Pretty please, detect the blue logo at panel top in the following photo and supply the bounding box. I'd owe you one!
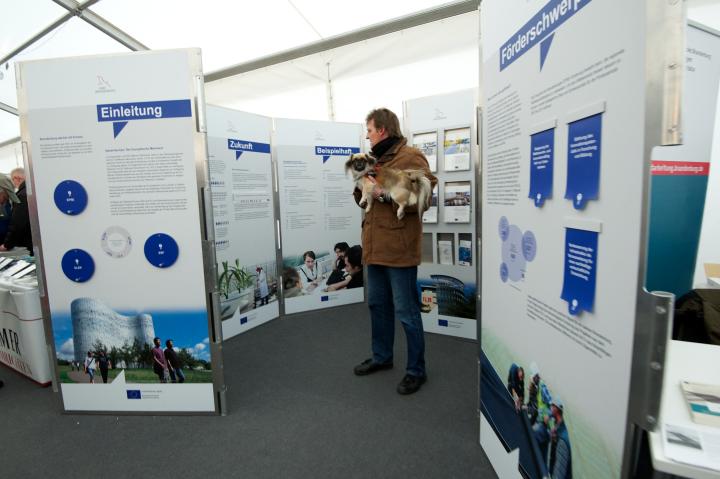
[53,180,88,215]
[61,249,95,283]
[144,233,179,268]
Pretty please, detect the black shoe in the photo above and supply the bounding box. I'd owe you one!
[397,374,427,395]
[0,379,4,389]
[354,358,393,376]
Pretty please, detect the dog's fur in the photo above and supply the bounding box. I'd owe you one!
[345,153,432,220]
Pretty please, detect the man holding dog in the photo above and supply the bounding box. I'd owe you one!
[353,108,437,395]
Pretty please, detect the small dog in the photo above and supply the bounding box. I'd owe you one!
[345,153,432,220]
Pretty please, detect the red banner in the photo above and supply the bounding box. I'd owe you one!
[651,161,710,176]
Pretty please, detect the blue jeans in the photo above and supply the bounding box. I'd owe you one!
[168,367,185,383]
[367,264,426,377]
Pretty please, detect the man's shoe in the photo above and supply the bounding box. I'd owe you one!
[397,374,427,395]
[354,358,393,376]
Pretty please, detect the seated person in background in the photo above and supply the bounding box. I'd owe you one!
[283,267,305,298]
[0,175,13,240]
[324,245,363,292]
[0,175,32,254]
[298,250,321,292]
[333,242,349,271]
[326,242,350,287]
[10,167,25,190]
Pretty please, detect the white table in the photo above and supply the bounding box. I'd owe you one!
[649,339,720,478]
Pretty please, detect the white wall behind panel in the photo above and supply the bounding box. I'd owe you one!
[0,141,23,173]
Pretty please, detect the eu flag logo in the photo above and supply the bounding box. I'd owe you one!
[321,296,329,302]
[126,390,141,399]
[438,320,449,327]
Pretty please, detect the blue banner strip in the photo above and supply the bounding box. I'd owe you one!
[97,99,192,122]
[499,0,592,71]
[228,139,271,154]
[316,145,361,163]
[565,113,602,210]
[561,227,598,315]
[529,128,555,207]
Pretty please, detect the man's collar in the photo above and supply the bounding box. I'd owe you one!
[374,137,407,163]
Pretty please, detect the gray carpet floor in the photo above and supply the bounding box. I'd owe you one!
[1,303,497,479]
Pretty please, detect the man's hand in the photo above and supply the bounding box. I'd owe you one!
[371,186,385,199]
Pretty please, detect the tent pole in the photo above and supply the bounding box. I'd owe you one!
[51,0,148,51]
[0,102,18,116]
[205,0,479,82]
[0,137,21,149]
[326,62,335,121]
[0,0,104,68]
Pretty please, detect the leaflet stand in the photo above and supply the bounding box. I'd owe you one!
[404,89,479,339]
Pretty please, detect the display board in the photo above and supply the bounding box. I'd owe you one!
[480,1,672,477]
[648,24,720,296]
[17,49,222,413]
[405,89,478,339]
[0,277,52,385]
[275,119,363,315]
[206,106,279,339]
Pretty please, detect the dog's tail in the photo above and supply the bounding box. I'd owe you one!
[405,170,432,221]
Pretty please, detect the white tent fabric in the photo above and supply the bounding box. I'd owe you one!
[0,0,474,149]
[205,12,478,124]
[1,0,719,172]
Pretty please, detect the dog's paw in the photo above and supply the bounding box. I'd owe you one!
[396,210,405,220]
[359,200,368,208]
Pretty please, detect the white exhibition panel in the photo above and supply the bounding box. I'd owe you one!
[649,25,720,290]
[481,1,650,478]
[696,93,720,283]
[691,26,720,285]
[18,49,218,413]
[0,279,52,385]
[206,106,280,340]
[275,118,364,315]
[404,89,478,340]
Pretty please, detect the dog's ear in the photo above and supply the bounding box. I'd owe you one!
[345,155,355,170]
[367,152,377,161]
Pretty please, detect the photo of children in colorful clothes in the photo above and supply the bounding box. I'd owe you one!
[507,362,572,479]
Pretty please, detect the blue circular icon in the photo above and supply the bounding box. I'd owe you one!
[500,263,509,283]
[53,180,88,215]
[522,231,537,262]
[499,216,510,241]
[61,249,95,283]
[144,233,179,268]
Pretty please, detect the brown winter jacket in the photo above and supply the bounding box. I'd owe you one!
[354,138,437,267]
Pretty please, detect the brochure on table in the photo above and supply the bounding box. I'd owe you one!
[405,89,477,340]
[206,106,279,340]
[648,24,720,297]
[17,49,221,413]
[480,1,671,477]
[275,118,364,315]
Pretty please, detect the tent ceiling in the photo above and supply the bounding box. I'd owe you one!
[0,0,469,144]
[1,0,719,147]
[90,0,457,73]
[206,12,478,104]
